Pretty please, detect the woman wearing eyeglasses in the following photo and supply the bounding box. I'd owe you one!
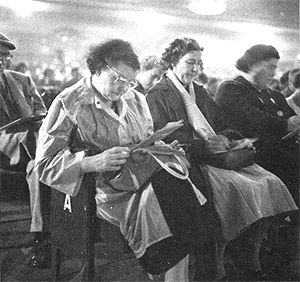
[34,39,220,281]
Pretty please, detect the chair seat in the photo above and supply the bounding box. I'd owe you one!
[0,168,29,202]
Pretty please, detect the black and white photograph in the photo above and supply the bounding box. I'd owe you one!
[0,0,299,281]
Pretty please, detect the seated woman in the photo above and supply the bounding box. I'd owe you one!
[34,39,221,282]
[146,38,298,280]
[287,70,300,114]
[215,45,300,210]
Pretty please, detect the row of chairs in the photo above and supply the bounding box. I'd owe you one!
[0,120,296,281]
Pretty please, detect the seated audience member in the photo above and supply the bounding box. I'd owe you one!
[206,76,220,99]
[34,39,220,282]
[286,70,300,114]
[279,70,291,96]
[146,38,297,280]
[14,61,29,74]
[215,44,300,208]
[285,68,300,98]
[268,77,280,91]
[134,55,165,94]
[61,66,82,90]
[37,67,62,109]
[196,72,208,86]
[0,32,50,267]
[280,68,300,98]
[38,67,61,89]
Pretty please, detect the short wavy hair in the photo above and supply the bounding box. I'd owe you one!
[86,39,140,74]
[292,71,300,89]
[161,38,203,68]
[140,55,166,72]
[236,44,280,73]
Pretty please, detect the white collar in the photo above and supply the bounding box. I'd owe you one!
[166,69,216,139]
[166,70,196,101]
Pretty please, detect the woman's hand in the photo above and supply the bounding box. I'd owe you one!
[205,135,230,154]
[80,146,130,173]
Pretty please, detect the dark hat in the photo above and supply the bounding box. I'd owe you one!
[236,44,280,73]
[0,32,16,50]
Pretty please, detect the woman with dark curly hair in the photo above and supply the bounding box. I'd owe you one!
[147,38,297,280]
[33,38,222,281]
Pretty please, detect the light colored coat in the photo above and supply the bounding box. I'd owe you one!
[35,76,173,258]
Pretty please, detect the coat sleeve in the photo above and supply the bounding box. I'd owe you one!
[35,97,85,196]
[215,82,289,138]
[27,75,47,115]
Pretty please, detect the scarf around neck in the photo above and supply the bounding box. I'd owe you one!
[166,70,216,140]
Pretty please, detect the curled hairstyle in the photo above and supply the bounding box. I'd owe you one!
[292,71,300,89]
[86,39,140,74]
[236,44,280,73]
[140,55,166,72]
[161,38,204,68]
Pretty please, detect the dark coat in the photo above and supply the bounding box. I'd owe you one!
[215,76,299,203]
[147,74,227,279]
[0,70,46,126]
[147,74,235,166]
[0,70,47,168]
[215,76,295,140]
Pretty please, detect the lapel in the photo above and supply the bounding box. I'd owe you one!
[5,71,23,95]
[4,71,33,117]
[159,76,199,135]
[162,76,190,126]
[0,93,10,120]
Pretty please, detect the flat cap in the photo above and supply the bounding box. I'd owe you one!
[0,32,16,50]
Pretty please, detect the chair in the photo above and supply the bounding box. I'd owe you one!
[0,168,28,201]
[0,118,43,220]
[50,173,97,281]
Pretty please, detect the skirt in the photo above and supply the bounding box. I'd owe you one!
[201,163,298,241]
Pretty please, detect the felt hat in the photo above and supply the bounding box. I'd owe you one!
[0,32,16,50]
[236,44,280,73]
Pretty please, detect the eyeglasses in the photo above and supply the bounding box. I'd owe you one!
[186,59,203,69]
[0,53,13,62]
[105,63,137,88]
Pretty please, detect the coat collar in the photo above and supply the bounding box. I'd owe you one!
[1,70,34,117]
[155,74,192,128]
[234,75,262,94]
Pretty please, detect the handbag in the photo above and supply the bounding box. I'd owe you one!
[204,147,255,170]
[103,145,190,191]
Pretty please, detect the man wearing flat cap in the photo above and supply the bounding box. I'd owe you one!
[0,32,50,267]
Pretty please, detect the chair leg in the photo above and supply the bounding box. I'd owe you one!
[86,238,95,281]
[81,249,95,281]
[51,245,61,281]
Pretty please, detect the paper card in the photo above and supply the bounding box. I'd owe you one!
[131,120,184,151]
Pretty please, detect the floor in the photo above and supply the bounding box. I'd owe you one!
[0,195,299,282]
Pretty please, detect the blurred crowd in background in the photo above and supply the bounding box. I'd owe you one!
[9,58,299,111]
